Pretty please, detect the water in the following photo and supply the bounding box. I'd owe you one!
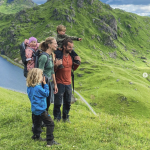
[0,56,27,93]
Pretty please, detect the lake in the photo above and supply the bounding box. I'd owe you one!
[0,56,27,93]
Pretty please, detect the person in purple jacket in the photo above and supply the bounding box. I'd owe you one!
[26,68,59,147]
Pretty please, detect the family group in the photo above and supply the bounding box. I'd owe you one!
[23,25,82,147]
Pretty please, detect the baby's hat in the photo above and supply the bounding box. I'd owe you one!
[29,37,37,44]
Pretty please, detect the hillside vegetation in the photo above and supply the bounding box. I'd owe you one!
[1,0,150,122]
[1,87,150,149]
[0,0,37,14]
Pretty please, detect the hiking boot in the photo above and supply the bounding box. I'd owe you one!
[62,118,71,123]
[57,64,64,69]
[47,140,60,147]
[54,118,60,122]
[31,135,46,141]
[73,60,81,65]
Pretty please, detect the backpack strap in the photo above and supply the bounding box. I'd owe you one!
[70,53,74,94]
[28,47,36,53]
[28,47,35,52]
[40,52,53,69]
[22,42,26,50]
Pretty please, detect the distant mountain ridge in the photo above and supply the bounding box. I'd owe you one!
[0,0,37,14]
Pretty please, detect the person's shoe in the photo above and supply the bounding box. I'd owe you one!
[47,140,60,147]
[73,60,81,65]
[54,118,60,122]
[57,64,64,69]
[62,118,71,123]
[31,135,46,141]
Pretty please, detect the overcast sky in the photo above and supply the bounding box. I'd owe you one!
[100,0,150,16]
[32,0,150,16]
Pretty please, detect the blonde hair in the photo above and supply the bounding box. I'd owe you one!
[39,37,55,62]
[26,68,43,87]
[57,25,66,33]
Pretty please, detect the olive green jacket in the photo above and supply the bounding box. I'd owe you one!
[56,34,79,48]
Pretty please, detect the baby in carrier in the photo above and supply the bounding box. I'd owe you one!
[55,25,82,68]
[25,37,39,71]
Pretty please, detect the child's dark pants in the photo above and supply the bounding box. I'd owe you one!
[55,49,78,59]
[32,111,54,141]
[71,50,78,57]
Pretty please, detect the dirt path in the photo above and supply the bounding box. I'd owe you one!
[74,90,97,115]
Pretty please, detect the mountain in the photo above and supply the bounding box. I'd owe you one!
[1,0,150,119]
[0,0,37,14]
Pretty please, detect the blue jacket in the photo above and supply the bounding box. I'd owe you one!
[27,84,49,115]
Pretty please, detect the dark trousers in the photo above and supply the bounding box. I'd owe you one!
[71,50,78,57]
[32,111,54,141]
[53,84,72,120]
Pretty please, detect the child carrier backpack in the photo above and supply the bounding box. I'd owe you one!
[20,41,51,78]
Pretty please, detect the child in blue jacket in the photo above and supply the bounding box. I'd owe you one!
[26,68,59,147]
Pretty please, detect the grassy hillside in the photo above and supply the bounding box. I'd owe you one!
[0,0,37,14]
[1,87,150,149]
[1,0,150,120]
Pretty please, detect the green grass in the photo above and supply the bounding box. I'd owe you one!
[75,62,150,118]
[1,1,150,148]
[1,87,150,149]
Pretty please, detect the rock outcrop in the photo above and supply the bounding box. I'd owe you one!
[77,0,94,7]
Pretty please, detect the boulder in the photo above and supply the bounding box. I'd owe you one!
[91,35,95,39]
[87,0,94,5]
[143,60,147,63]
[95,18,117,40]
[109,51,117,59]
[104,36,117,48]
[108,17,117,32]
[97,36,100,42]
[77,0,84,8]
[66,15,72,23]
[141,56,147,59]
[85,71,92,74]
[127,24,131,28]
[46,24,50,28]
[14,58,19,62]
[77,73,83,77]
[18,60,23,65]
[80,68,85,71]
[99,15,117,32]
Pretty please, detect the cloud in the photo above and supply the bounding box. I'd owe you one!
[101,0,150,5]
[31,0,150,16]
[111,4,150,16]
[106,0,114,4]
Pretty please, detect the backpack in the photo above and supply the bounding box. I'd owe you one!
[20,42,51,78]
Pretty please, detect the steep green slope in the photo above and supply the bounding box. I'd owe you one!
[0,0,37,14]
[1,87,150,149]
[1,0,150,119]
